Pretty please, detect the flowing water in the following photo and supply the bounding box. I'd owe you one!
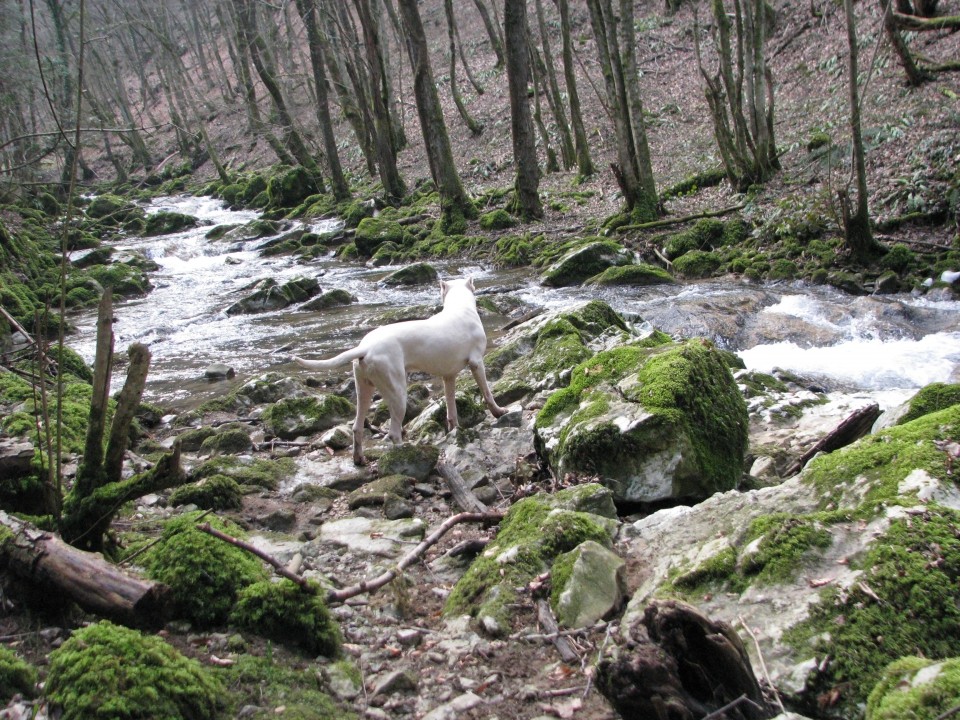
[71,196,960,414]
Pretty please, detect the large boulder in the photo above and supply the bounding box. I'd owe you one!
[540,240,633,287]
[355,217,406,256]
[225,276,320,315]
[262,394,355,440]
[535,338,748,504]
[618,403,960,719]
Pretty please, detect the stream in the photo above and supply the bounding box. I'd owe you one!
[72,196,960,416]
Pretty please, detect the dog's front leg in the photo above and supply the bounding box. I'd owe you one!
[442,376,459,431]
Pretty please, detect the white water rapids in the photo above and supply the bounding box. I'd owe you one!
[72,196,960,415]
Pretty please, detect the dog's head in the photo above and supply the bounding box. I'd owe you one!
[440,277,475,302]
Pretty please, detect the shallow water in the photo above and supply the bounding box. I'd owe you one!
[71,196,960,413]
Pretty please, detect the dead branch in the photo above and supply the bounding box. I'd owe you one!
[327,510,503,602]
[786,403,880,476]
[615,204,745,233]
[437,457,488,513]
[196,522,316,593]
[535,599,581,663]
[892,11,960,30]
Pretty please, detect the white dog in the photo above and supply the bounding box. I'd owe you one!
[294,277,507,465]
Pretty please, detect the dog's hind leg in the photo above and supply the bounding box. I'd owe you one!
[352,366,376,466]
[468,359,508,418]
[442,376,459,431]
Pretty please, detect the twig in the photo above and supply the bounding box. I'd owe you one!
[328,511,503,602]
[738,615,786,715]
[511,621,608,641]
[437,457,488,514]
[700,693,750,720]
[535,599,579,664]
[197,522,317,593]
[119,509,213,567]
[584,621,615,699]
[935,703,960,720]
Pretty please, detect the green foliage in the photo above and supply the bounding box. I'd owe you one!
[867,656,960,720]
[142,512,267,626]
[168,474,243,510]
[0,646,37,699]
[230,579,341,657]
[45,620,223,720]
[787,507,960,715]
[897,383,960,425]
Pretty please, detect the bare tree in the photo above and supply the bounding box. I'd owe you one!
[555,0,595,178]
[443,0,484,136]
[505,0,543,219]
[534,0,576,169]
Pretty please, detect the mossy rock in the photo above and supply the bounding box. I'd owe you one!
[672,250,722,278]
[144,211,199,236]
[0,646,37,699]
[169,474,243,511]
[142,512,268,626]
[225,276,320,315]
[346,474,413,509]
[479,209,517,231]
[85,195,145,225]
[866,656,960,720]
[262,395,355,440]
[191,456,296,490]
[354,217,406,256]
[178,426,217,452]
[71,247,114,268]
[541,240,632,287]
[199,428,253,455]
[493,233,549,267]
[83,263,152,297]
[662,218,725,260]
[381,262,438,286]
[377,443,440,481]
[267,165,320,208]
[586,263,675,286]
[445,483,617,635]
[230,579,341,657]
[45,620,223,720]
[535,339,748,504]
[897,382,960,425]
[300,288,357,312]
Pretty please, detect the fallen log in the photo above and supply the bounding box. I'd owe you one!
[786,402,880,476]
[437,457,488,513]
[0,511,171,628]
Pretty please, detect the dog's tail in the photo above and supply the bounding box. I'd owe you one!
[294,346,365,370]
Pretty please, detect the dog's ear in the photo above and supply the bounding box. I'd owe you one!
[440,279,449,301]
[466,277,475,292]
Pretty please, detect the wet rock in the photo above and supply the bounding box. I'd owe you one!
[255,508,297,532]
[586,263,676,286]
[204,363,236,380]
[312,516,425,558]
[540,240,632,287]
[262,394,354,440]
[86,194,145,225]
[535,338,748,504]
[300,288,357,311]
[320,424,353,450]
[354,217,405,256]
[226,276,320,315]
[234,372,310,407]
[382,495,414,520]
[381,262,439,287]
[145,211,199,236]
[346,475,413,509]
[378,443,440,481]
[0,437,34,479]
[551,540,627,629]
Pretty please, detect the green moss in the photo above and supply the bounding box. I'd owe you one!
[354,217,406,256]
[445,488,615,631]
[786,507,960,716]
[492,233,549,267]
[663,218,725,259]
[0,646,37,699]
[218,654,352,719]
[673,250,722,278]
[168,474,243,510]
[346,475,412,509]
[192,456,296,490]
[142,512,268,626]
[585,263,675,286]
[742,514,833,584]
[45,620,223,720]
[230,579,341,657]
[144,211,198,236]
[82,263,151,297]
[267,166,320,209]
[867,656,960,720]
[660,167,727,200]
[898,383,960,425]
[479,209,517,231]
[880,243,916,273]
[803,405,960,511]
[262,395,355,441]
[199,427,252,455]
[669,546,741,593]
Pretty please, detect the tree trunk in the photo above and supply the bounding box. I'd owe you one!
[443,0,484,136]
[842,0,881,259]
[882,0,933,85]
[530,46,560,173]
[352,0,407,203]
[504,0,543,219]
[534,0,576,169]
[556,0,595,178]
[75,289,114,500]
[473,0,506,67]
[295,0,351,200]
[0,510,172,628]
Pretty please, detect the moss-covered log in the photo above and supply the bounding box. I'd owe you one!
[0,511,171,627]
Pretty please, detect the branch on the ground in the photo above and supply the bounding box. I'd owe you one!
[615,204,746,233]
[199,510,504,604]
[892,11,960,29]
[786,403,880,476]
[437,457,488,513]
[328,510,504,602]
[535,599,580,663]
